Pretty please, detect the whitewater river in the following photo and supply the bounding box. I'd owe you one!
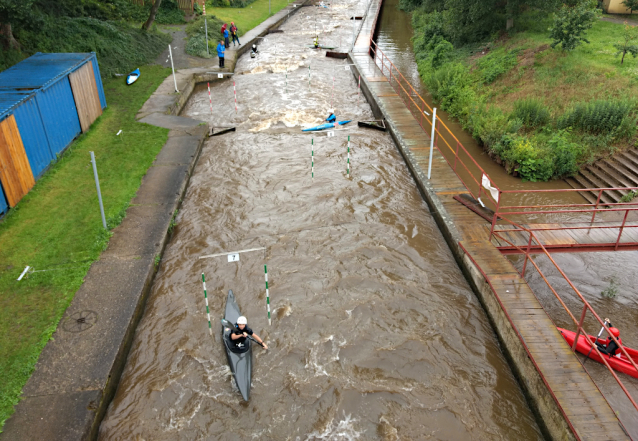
[98,0,543,439]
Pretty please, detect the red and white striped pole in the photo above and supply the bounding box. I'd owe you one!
[233,80,237,113]
[207,82,213,115]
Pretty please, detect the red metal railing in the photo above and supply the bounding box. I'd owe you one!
[369,39,638,252]
[369,39,500,206]
[492,223,638,416]
[490,188,638,252]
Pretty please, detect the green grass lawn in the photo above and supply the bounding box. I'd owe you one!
[485,18,638,114]
[205,0,291,37]
[0,65,171,431]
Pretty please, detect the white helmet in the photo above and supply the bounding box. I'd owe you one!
[237,316,247,325]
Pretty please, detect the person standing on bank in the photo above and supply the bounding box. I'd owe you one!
[230,22,240,46]
[217,40,225,68]
[230,316,268,349]
[224,27,230,48]
[221,23,227,39]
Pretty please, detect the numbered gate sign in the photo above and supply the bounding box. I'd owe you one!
[327,131,335,137]
[228,253,240,262]
[218,73,224,78]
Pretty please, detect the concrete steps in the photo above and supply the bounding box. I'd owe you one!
[565,147,638,205]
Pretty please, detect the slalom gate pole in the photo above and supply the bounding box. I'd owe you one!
[205,18,209,57]
[208,83,213,115]
[357,74,361,103]
[308,65,311,91]
[169,45,178,92]
[265,265,271,325]
[285,67,288,93]
[201,273,213,336]
[347,135,350,177]
[311,138,314,179]
[234,81,238,113]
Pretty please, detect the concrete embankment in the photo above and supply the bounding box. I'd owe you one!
[0,4,307,440]
[348,0,630,440]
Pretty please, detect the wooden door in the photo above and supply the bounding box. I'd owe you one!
[0,115,35,207]
[69,61,103,133]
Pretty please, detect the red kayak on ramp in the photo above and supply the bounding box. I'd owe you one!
[558,327,638,379]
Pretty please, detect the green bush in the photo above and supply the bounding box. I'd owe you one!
[511,98,551,128]
[476,48,519,84]
[557,99,635,135]
[155,0,186,24]
[424,62,478,119]
[185,15,224,58]
[547,129,582,177]
[503,136,554,182]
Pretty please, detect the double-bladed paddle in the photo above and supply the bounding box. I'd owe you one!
[221,318,266,349]
[583,318,609,364]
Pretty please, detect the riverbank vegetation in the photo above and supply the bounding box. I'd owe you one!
[405,0,638,181]
[0,0,186,76]
[205,0,290,35]
[0,65,171,432]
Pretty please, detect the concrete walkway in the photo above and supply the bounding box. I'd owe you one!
[0,3,307,440]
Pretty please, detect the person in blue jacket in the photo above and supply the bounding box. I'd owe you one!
[217,40,225,68]
[223,27,230,48]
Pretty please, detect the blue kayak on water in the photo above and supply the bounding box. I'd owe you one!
[302,120,351,132]
[126,68,140,85]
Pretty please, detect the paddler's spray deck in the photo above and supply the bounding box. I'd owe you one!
[265,265,271,325]
[347,135,350,177]
[201,273,212,335]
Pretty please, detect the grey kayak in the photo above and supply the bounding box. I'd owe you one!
[222,290,252,401]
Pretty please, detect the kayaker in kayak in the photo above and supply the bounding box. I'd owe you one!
[314,35,319,48]
[230,316,268,350]
[325,110,336,122]
[596,322,622,357]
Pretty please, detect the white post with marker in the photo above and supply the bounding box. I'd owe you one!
[205,18,209,56]
[427,108,437,179]
[264,265,271,325]
[201,273,213,335]
[89,151,107,229]
[168,45,178,92]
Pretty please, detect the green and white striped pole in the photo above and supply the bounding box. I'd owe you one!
[347,135,350,177]
[264,265,271,325]
[201,273,212,336]
[311,138,314,180]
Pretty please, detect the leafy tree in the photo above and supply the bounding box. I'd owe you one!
[0,0,36,49]
[143,0,162,30]
[622,0,638,14]
[549,1,598,51]
[614,22,638,64]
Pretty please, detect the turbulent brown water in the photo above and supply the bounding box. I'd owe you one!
[98,1,544,439]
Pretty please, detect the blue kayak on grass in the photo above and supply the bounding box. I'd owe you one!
[126,68,140,85]
[302,120,351,132]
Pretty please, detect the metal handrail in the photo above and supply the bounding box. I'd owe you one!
[368,39,500,206]
[492,224,638,415]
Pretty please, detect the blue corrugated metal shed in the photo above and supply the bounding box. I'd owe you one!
[0,53,102,94]
[12,94,55,177]
[36,77,81,155]
[0,183,8,215]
